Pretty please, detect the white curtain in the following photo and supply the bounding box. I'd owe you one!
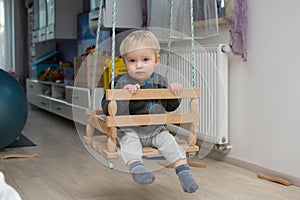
[0,0,13,72]
[147,0,219,39]
[178,0,219,39]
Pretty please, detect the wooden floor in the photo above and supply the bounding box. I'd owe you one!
[1,108,300,200]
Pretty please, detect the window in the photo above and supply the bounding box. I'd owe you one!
[0,0,13,72]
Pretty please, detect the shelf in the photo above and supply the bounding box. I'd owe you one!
[26,79,104,125]
[195,17,231,27]
[38,80,68,87]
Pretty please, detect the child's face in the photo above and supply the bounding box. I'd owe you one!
[123,48,160,82]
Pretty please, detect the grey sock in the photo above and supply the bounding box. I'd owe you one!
[129,161,155,185]
[176,164,199,193]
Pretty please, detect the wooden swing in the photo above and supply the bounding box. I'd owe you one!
[85,88,200,160]
[84,0,200,166]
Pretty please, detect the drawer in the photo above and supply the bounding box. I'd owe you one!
[38,28,46,42]
[46,24,54,40]
[70,87,90,108]
[51,101,72,120]
[28,94,51,111]
[65,87,104,109]
[72,105,88,125]
[65,86,74,104]
[32,30,39,43]
[26,79,40,93]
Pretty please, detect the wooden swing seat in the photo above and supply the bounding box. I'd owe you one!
[85,88,200,160]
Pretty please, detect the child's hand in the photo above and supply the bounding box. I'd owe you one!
[169,83,182,95]
[124,84,140,93]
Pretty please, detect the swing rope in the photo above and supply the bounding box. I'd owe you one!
[111,0,117,90]
[166,0,174,77]
[90,0,117,109]
[189,0,196,88]
[91,0,196,110]
[90,0,104,109]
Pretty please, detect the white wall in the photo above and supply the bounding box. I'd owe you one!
[205,1,300,182]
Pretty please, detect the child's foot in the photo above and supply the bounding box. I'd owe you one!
[176,164,199,193]
[129,161,155,185]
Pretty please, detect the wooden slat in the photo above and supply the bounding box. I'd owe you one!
[85,109,104,116]
[105,113,199,127]
[106,88,200,101]
[88,115,110,134]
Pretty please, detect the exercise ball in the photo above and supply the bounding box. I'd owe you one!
[0,69,28,149]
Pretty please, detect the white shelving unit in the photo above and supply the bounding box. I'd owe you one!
[26,79,103,125]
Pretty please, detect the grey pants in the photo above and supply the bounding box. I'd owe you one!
[118,127,186,164]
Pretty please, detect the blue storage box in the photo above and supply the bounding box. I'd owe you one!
[30,51,59,79]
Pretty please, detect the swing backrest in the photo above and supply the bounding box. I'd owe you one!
[105,88,200,128]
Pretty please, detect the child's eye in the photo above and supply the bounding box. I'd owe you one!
[143,58,150,62]
[128,59,135,63]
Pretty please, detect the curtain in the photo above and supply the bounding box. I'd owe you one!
[14,0,28,88]
[0,0,28,87]
[173,0,219,39]
[229,0,247,61]
[146,0,219,40]
[0,0,13,72]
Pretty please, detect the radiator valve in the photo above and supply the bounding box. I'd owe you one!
[214,143,232,153]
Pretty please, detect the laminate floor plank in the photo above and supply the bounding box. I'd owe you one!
[0,108,299,200]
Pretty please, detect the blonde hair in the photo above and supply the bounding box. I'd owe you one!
[120,30,160,58]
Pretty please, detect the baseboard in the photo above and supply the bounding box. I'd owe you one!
[208,150,300,187]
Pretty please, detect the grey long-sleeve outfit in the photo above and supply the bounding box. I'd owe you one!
[101,72,186,164]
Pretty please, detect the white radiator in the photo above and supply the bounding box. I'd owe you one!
[159,44,229,146]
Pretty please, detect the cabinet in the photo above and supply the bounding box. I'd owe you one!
[27,0,83,75]
[45,0,82,41]
[37,0,47,42]
[32,0,82,43]
[26,79,103,125]
[88,0,142,29]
